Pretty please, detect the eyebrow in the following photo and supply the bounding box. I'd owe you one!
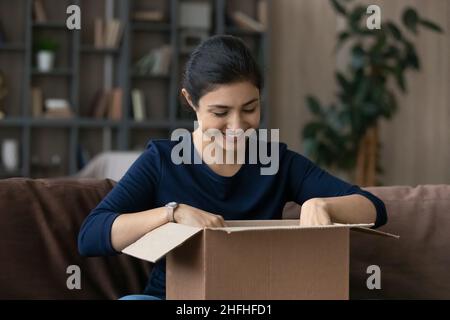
[207,98,259,109]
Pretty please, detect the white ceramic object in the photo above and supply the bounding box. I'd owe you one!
[1,139,19,172]
[37,51,55,72]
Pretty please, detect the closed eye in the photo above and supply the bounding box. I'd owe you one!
[212,111,228,117]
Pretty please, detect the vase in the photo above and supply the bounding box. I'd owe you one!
[37,51,55,72]
[1,139,19,172]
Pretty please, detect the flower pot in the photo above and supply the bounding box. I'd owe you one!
[1,139,19,172]
[37,50,55,72]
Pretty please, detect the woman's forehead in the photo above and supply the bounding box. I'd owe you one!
[199,82,259,106]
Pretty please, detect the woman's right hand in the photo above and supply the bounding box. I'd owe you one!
[174,203,227,228]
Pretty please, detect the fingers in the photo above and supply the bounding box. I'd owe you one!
[215,214,227,227]
[207,214,227,228]
[299,206,332,226]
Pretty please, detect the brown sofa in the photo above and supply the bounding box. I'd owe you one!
[0,178,449,299]
[0,178,150,300]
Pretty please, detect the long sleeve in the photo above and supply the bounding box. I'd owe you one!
[287,151,387,229]
[78,141,162,256]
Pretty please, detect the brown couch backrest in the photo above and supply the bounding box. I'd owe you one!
[2,178,449,299]
[0,178,150,300]
[284,185,450,299]
[353,185,450,299]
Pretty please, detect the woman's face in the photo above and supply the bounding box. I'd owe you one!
[182,81,261,150]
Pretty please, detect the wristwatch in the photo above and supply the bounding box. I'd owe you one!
[165,202,178,223]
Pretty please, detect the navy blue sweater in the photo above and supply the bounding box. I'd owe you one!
[78,136,387,299]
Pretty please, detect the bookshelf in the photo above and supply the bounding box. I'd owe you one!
[0,0,271,179]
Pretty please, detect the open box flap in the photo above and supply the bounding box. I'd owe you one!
[350,226,400,239]
[122,220,399,263]
[331,223,399,239]
[209,220,374,233]
[122,222,202,263]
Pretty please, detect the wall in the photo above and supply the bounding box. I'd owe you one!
[270,0,450,186]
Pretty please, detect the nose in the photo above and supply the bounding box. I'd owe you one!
[227,112,245,132]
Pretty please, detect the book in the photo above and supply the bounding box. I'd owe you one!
[44,98,73,118]
[94,18,104,48]
[44,108,74,118]
[45,98,70,110]
[104,20,116,48]
[0,20,7,46]
[111,19,124,48]
[31,87,43,117]
[257,0,268,28]
[132,10,164,22]
[95,19,123,48]
[33,0,47,23]
[108,88,123,121]
[93,90,112,119]
[231,11,265,32]
[156,45,172,76]
[131,89,145,121]
[88,89,103,117]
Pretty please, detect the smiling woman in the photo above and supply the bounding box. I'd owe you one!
[77,35,388,301]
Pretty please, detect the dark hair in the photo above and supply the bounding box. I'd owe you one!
[182,35,263,107]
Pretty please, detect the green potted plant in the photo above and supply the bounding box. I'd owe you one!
[302,0,443,186]
[34,37,59,72]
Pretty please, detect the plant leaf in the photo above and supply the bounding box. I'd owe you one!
[419,19,443,33]
[394,66,407,92]
[330,0,347,15]
[303,122,323,139]
[348,5,367,34]
[305,96,323,116]
[336,32,350,51]
[351,45,366,70]
[402,8,419,34]
[335,71,350,91]
[386,22,403,41]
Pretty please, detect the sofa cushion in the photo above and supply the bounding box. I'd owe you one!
[350,185,450,299]
[282,185,450,299]
[0,178,150,299]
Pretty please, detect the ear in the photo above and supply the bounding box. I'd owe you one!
[181,88,197,112]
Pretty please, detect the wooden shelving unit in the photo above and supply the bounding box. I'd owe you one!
[0,0,270,178]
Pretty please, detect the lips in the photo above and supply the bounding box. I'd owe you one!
[221,131,241,144]
[222,129,244,137]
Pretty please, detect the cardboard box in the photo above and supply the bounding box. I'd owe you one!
[122,220,398,300]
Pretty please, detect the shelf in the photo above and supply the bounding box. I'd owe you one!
[0,169,23,179]
[128,120,172,129]
[32,21,67,29]
[0,43,26,52]
[28,118,76,127]
[80,46,120,55]
[225,27,265,36]
[77,118,122,127]
[32,69,73,77]
[0,0,270,178]
[131,73,170,81]
[0,118,26,126]
[132,22,171,32]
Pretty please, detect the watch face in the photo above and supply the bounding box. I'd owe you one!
[167,201,177,208]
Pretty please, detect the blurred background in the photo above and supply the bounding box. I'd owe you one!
[0,0,448,187]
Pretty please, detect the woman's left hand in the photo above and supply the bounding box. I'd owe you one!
[299,198,333,226]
